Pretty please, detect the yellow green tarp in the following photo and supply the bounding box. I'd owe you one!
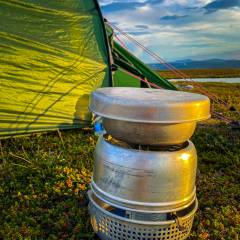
[112,41,177,90]
[0,0,111,138]
[0,0,177,139]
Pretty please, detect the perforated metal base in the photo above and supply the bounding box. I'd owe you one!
[88,192,197,240]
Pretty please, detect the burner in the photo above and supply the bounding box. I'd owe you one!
[88,87,210,240]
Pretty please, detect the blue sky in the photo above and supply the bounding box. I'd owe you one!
[99,0,240,62]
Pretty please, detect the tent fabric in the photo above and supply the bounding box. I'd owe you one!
[112,41,177,90]
[113,68,141,87]
[105,22,176,89]
[0,0,176,139]
[0,0,111,138]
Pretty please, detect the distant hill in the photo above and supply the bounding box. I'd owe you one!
[149,59,240,70]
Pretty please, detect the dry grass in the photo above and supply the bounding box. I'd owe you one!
[0,83,240,240]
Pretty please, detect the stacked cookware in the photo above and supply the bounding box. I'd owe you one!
[88,87,210,240]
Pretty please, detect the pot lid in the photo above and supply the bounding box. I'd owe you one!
[89,87,211,123]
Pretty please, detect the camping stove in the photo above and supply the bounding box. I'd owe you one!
[88,88,210,240]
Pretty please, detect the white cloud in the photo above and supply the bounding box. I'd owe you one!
[163,0,213,7]
[99,0,148,5]
[137,4,152,13]
[100,0,240,61]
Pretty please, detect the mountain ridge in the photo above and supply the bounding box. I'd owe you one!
[149,59,240,70]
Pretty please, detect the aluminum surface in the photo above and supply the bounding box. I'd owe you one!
[89,87,211,123]
[103,119,196,145]
[92,136,197,212]
[91,182,196,213]
[88,191,198,240]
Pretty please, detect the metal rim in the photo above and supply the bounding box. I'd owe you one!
[88,190,198,226]
[91,181,196,213]
[89,110,211,124]
[102,136,195,153]
[89,87,211,123]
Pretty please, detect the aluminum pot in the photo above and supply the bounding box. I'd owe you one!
[88,190,198,240]
[91,136,197,212]
[103,118,196,145]
[89,88,210,145]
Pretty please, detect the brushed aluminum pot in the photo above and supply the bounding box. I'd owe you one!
[88,190,198,240]
[103,118,196,145]
[92,136,197,212]
[90,88,210,145]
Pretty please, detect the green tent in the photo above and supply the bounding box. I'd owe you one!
[0,0,176,138]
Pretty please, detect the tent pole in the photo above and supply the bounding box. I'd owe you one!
[93,0,113,87]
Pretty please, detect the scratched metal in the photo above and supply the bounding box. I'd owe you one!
[90,88,210,145]
[88,191,198,240]
[92,136,197,212]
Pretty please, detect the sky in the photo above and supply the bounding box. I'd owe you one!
[99,0,240,62]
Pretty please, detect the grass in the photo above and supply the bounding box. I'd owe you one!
[0,130,96,240]
[0,83,240,240]
[157,68,240,79]
[178,82,240,121]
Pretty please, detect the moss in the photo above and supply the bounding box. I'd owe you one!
[157,68,240,79]
[1,83,240,239]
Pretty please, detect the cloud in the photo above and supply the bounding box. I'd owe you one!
[99,0,149,11]
[204,0,240,13]
[135,25,149,29]
[101,2,144,12]
[99,0,164,12]
[160,15,188,20]
[99,0,240,61]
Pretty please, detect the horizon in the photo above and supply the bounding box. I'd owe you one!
[149,58,240,64]
[99,0,240,63]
